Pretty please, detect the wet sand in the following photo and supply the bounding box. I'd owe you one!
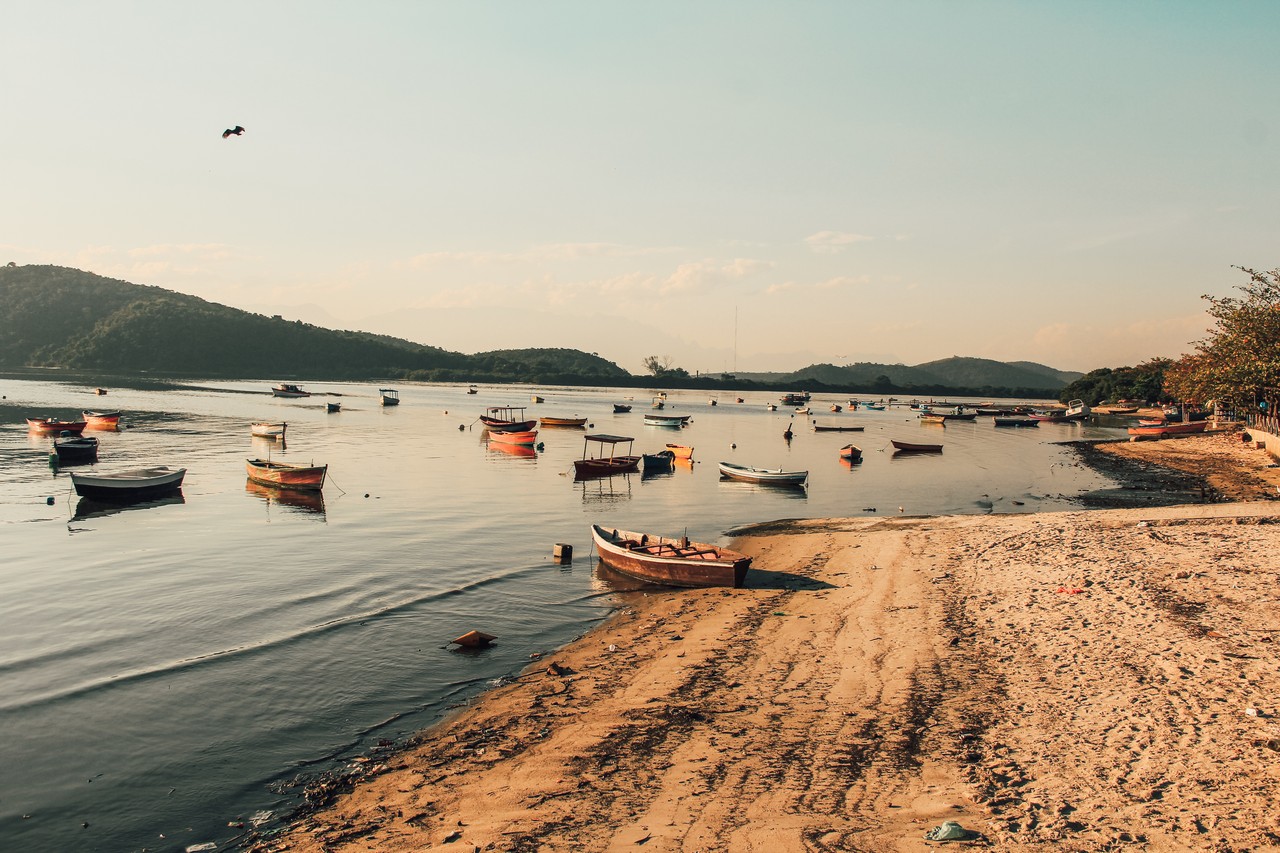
[251,432,1280,852]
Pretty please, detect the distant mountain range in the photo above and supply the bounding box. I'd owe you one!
[0,265,1081,396]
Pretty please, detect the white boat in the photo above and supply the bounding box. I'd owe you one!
[643,414,691,427]
[717,461,808,486]
[271,383,310,398]
[69,466,186,499]
[251,422,287,440]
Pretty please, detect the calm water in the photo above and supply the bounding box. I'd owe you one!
[0,376,1129,852]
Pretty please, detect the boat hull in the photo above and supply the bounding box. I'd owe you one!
[250,422,287,440]
[70,466,186,499]
[891,440,943,453]
[664,443,694,460]
[573,457,640,478]
[643,415,690,427]
[27,418,87,435]
[591,525,751,589]
[539,416,588,427]
[994,417,1039,427]
[1127,421,1208,439]
[812,424,865,432]
[245,459,327,491]
[82,411,121,429]
[717,462,808,485]
[488,429,538,446]
[53,437,99,463]
[839,444,862,462]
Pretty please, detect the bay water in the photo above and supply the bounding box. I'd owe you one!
[0,376,1129,851]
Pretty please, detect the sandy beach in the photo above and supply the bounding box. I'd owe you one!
[252,433,1280,852]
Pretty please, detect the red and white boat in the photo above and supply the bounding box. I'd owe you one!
[245,458,327,491]
[1127,421,1208,439]
[480,406,537,432]
[27,417,87,435]
[591,525,752,588]
[82,410,121,429]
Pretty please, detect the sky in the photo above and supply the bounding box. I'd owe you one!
[3,2,1278,375]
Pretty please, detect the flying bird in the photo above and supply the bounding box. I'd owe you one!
[222,125,245,139]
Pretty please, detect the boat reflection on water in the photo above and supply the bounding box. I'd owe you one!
[577,473,634,504]
[486,441,536,460]
[72,493,186,521]
[244,479,327,516]
[251,435,287,452]
[715,478,809,499]
[590,558,668,598]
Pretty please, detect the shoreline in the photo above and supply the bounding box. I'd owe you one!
[248,433,1280,852]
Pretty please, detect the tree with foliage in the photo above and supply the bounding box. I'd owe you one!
[641,355,690,379]
[1165,267,1280,413]
[1058,359,1170,406]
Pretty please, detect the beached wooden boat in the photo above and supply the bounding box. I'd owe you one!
[994,416,1039,427]
[665,443,694,460]
[251,422,287,440]
[379,389,400,406]
[591,525,752,588]
[613,404,632,413]
[82,410,121,429]
[70,465,186,499]
[839,444,862,463]
[1108,407,1139,415]
[573,434,640,478]
[812,423,865,432]
[480,406,537,432]
[271,383,310,398]
[27,417,87,435]
[539,415,588,427]
[53,435,99,463]
[891,440,943,453]
[643,414,691,427]
[717,461,808,486]
[488,428,538,446]
[245,458,328,491]
[1127,421,1208,439]
[642,450,676,473]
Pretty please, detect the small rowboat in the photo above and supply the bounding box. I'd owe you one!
[1127,421,1208,439]
[488,428,538,446]
[863,404,885,411]
[839,444,862,463]
[70,465,186,499]
[82,410,121,429]
[245,458,328,491]
[53,435,99,463]
[717,461,808,486]
[613,404,632,413]
[27,417,88,434]
[918,414,947,424]
[665,443,694,460]
[539,415,588,427]
[642,450,676,473]
[994,416,1039,427]
[812,423,865,432]
[251,422,287,440]
[643,414,690,427]
[591,525,752,588]
[891,440,943,453]
[830,404,842,412]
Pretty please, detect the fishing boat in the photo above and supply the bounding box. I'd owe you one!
[487,428,539,446]
[271,383,310,398]
[939,411,977,421]
[26,417,87,435]
[69,466,186,499]
[590,525,752,589]
[326,402,341,413]
[480,406,537,432]
[250,422,287,440]
[53,435,99,463]
[839,444,863,463]
[780,392,809,405]
[82,410,121,429]
[717,461,808,486]
[1031,399,1091,423]
[379,389,400,406]
[539,415,588,427]
[641,449,676,473]
[613,404,632,413]
[1127,421,1209,439]
[573,434,641,479]
[918,413,947,425]
[891,440,943,453]
[643,414,690,427]
[812,423,865,432]
[665,443,694,460]
[245,458,328,491]
[993,416,1039,427]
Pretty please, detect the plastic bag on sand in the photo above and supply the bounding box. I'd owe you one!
[924,820,978,842]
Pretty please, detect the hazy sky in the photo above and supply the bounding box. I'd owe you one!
[4,2,1277,374]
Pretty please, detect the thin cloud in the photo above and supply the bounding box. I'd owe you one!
[662,258,772,294]
[407,242,681,268]
[804,231,875,254]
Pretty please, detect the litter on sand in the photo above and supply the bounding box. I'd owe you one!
[924,820,980,842]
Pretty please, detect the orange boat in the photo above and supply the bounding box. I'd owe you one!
[664,443,694,460]
[245,458,328,491]
[488,428,538,446]
[27,417,87,435]
[82,410,121,429]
